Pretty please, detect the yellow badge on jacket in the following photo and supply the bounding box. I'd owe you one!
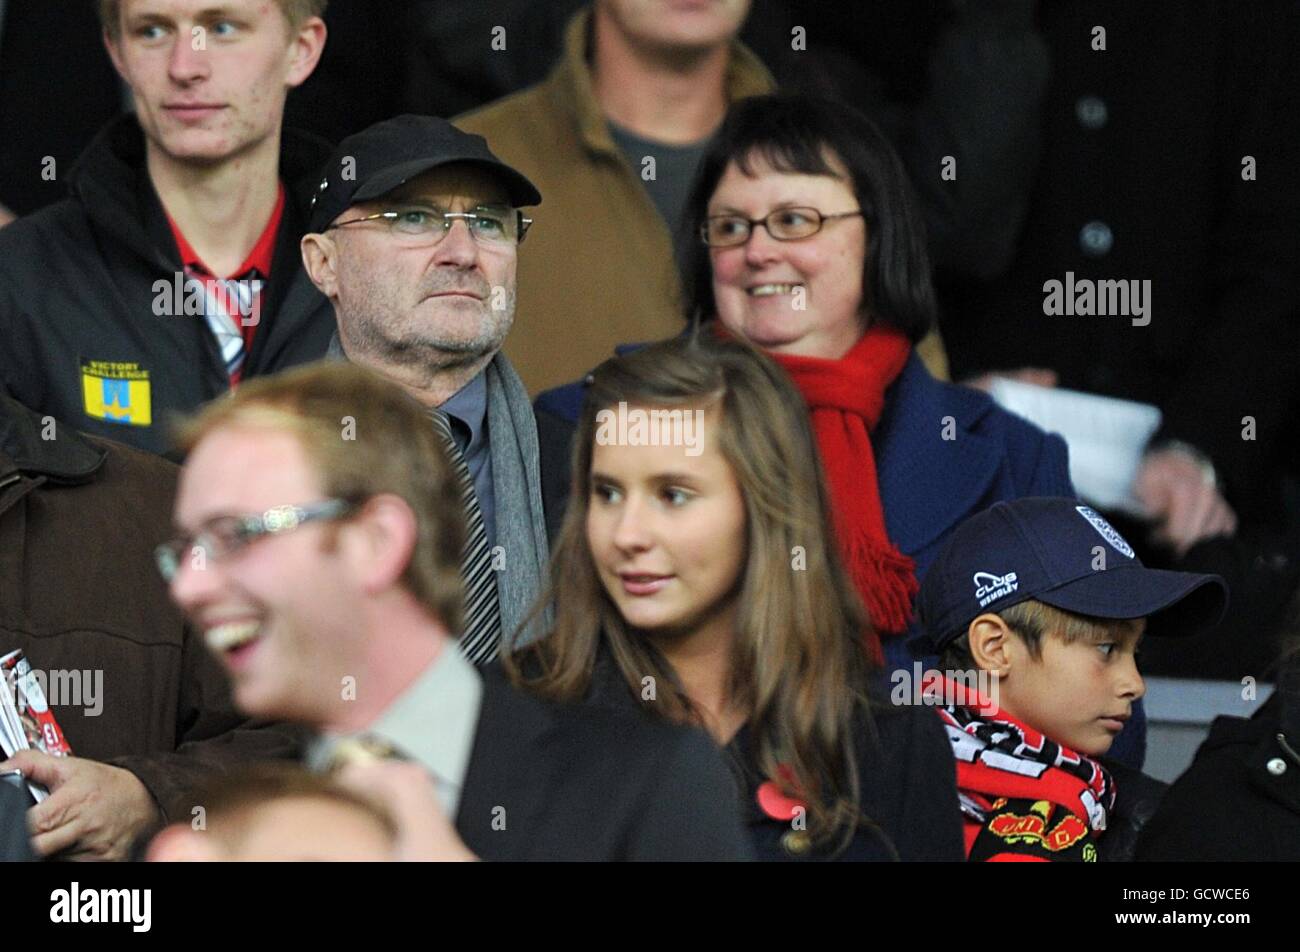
[80,359,152,426]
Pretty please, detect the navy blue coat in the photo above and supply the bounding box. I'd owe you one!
[872,353,1073,662]
[536,349,1148,767]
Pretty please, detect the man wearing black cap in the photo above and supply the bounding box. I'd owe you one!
[301,115,572,665]
[913,496,1227,862]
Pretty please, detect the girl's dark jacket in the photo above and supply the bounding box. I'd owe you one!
[580,644,965,862]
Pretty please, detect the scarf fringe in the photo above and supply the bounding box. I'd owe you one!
[844,535,919,637]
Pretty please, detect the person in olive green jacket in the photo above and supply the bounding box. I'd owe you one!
[455,2,773,394]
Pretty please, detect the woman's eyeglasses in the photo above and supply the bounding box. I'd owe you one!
[701,206,863,248]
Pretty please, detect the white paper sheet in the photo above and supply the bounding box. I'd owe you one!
[988,378,1162,517]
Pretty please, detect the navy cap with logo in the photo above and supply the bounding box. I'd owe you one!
[914,497,1228,656]
[307,114,542,234]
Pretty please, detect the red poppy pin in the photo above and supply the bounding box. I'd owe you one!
[756,765,806,821]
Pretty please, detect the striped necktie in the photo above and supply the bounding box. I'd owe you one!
[185,267,260,383]
[429,407,502,665]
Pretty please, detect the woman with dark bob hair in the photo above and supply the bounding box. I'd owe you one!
[541,95,1068,651]
[511,333,964,861]
[677,92,939,348]
[535,93,1153,766]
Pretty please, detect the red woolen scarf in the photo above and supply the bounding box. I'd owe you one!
[765,325,919,656]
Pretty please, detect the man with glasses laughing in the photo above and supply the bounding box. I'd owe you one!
[299,116,573,666]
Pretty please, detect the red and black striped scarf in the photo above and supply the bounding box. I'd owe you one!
[936,676,1116,862]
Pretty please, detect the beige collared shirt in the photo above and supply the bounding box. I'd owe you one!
[307,644,484,817]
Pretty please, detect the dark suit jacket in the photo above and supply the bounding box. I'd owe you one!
[0,782,35,862]
[455,666,752,861]
[533,406,573,543]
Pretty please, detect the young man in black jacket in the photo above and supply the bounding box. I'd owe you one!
[0,0,335,455]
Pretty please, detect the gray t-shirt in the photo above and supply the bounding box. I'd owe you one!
[608,120,711,260]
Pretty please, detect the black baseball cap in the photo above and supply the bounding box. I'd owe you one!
[914,497,1228,655]
[307,114,541,234]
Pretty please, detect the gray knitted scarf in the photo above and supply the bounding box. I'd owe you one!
[325,333,551,647]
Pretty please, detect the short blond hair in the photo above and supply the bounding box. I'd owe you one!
[184,763,396,849]
[175,362,466,635]
[941,598,1141,671]
[100,0,329,40]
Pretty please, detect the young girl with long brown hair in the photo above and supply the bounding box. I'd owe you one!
[508,333,962,860]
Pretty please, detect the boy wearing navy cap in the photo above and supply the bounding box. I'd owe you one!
[915,497,1228,862]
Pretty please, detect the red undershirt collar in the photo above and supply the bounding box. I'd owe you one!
[166,181,285,278]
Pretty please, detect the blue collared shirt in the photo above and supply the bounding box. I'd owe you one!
[441,370,495,545]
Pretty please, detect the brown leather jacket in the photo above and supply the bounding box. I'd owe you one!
[0,392,303,821]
